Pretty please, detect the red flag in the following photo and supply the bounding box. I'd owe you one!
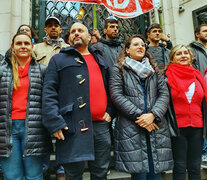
[52,0,159,18]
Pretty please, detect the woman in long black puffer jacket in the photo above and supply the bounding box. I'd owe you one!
[109,35,173,180]
[0,32,51,180]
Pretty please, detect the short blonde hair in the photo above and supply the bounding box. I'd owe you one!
[169,44,194,65]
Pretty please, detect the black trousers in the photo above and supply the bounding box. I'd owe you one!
[62,121,111,180]
[171,127,203,180]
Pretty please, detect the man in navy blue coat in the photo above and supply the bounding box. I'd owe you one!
[42,22,114,180]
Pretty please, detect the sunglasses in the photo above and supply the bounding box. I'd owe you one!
[19,27,30,32]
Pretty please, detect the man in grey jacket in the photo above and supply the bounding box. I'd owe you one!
[92,16,122,68]
[189,24,207,75]
[146,23,171,71]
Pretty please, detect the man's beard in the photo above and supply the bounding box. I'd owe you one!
[151,37,160,43]
[72,41,83,48]
[200,37,207,44]
[71,38,87,48]
[108,34,117,40]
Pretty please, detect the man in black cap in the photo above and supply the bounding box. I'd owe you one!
[92,16,123,68]
[33,16,68,66]
[33,16,68,180]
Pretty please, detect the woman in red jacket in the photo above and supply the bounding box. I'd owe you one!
[166,44,207,180]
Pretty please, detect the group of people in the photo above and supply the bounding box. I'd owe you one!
[0,15,206,180]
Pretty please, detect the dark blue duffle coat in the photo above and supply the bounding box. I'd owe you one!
[42,46,114,164]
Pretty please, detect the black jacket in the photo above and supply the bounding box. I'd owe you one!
[92,36,123,68]
[42,46,115,164]
[109,64,173,173]
[0,55,51,157]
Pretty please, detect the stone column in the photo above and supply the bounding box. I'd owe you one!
[0,0,12,55]
[0,0,31,55]
[161,0,179,45]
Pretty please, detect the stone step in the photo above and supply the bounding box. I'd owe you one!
[45,168,207,180]
[1,168,207,180]
[84,170,130,180]
[46,170,130,180]
[44,153,207,180]
[162,168,207,180]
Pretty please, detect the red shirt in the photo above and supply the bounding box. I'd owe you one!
[11,59,31,120]
[83,54,107,121]
[171,79,204,128]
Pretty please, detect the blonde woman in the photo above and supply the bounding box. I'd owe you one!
[0,32,50,180]
[166,45,207,180]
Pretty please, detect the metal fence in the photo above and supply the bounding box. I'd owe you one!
[32,0,150,42]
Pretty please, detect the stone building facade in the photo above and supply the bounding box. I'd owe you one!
[0,0,31,55]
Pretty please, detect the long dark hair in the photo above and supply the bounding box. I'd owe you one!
[17,24,39,43]
[117,34,157,76]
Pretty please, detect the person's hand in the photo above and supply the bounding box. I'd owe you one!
[53,126,68,140]
[160,33,169,42]
[92,28,101,40]
[135,113,155,128]
[103,112,111,122]
[145,123,159,132]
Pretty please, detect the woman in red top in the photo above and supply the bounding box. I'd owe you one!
[0,32,50,180]
[166,44,207,180]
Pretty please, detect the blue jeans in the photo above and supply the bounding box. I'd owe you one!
[131,132,161,180]
[0,120,43,180]
[42,154,65,175]
[131,173,161,180]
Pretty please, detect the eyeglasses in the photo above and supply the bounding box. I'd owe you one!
[133,43,146,48]
[138,43,146,48]
[19,27,30,32]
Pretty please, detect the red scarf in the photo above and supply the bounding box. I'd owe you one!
[166,63,207,101]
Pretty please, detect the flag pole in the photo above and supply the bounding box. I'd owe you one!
[93,4,97,28]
